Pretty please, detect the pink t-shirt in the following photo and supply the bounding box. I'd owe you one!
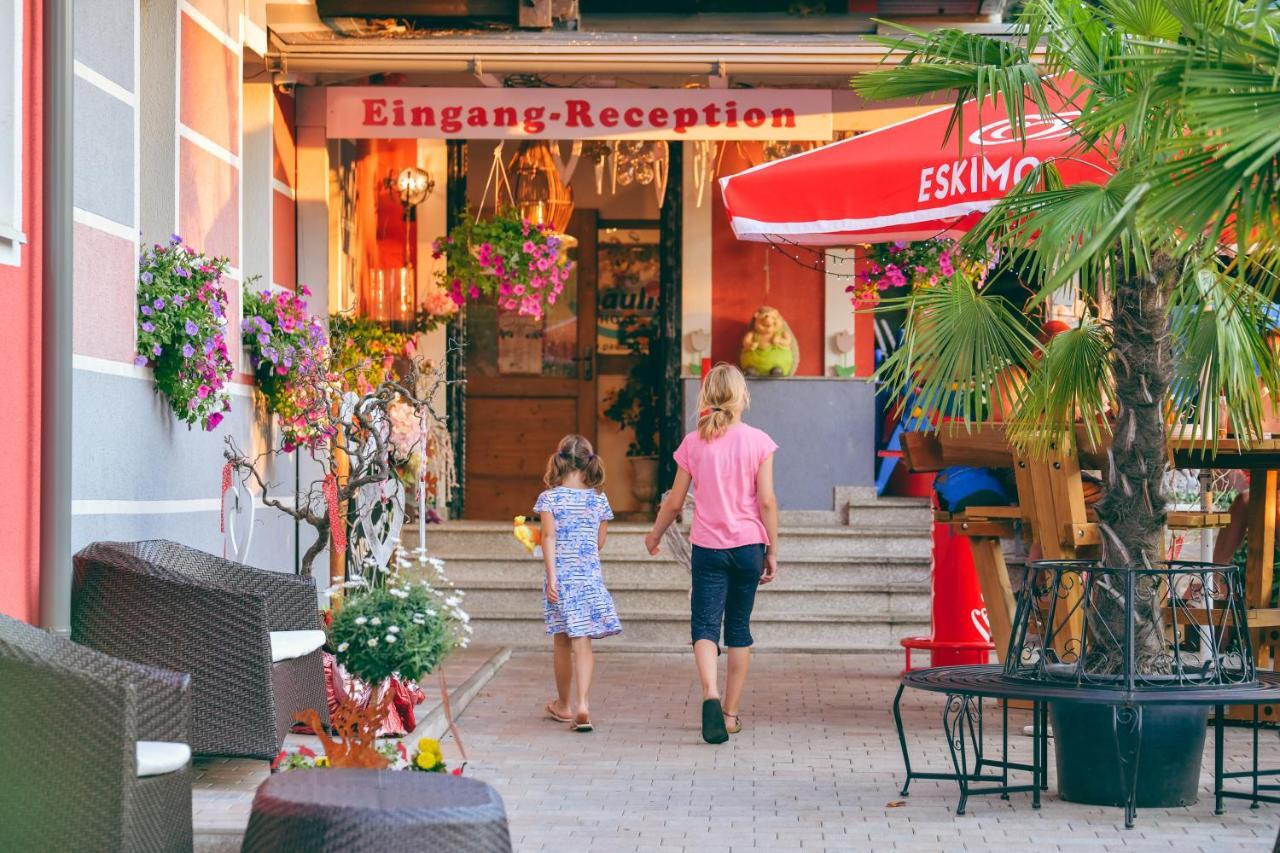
[673,422,778,550]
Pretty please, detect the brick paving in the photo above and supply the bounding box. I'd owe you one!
[452,651,1280,853]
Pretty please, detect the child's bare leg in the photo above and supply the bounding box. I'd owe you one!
[722,647,751,715]
[550,633,572,716]
[571,637,594,719]
[693,639,720,701]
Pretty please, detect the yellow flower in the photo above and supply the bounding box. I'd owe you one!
[415,750,441,771]
[314,756,329,768]
[417,737,441,756]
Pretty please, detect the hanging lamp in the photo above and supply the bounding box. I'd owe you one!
[508,140,575,235]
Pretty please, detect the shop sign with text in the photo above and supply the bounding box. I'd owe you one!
[327,87,833,141]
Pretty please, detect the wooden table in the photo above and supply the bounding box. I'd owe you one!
[901,428,1277,710]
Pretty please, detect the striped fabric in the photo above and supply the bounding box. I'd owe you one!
[534,487,622,639]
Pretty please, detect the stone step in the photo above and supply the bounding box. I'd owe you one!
[415,522,933,560]
[458,580,932,618]
[424,556,933,588]
[465,609,931,651]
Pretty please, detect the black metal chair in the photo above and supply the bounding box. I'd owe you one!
[0,611,193,852]
[72,540,329,760]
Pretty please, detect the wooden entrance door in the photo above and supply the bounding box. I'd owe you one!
[462,210,599,519]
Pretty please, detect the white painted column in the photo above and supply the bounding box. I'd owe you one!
[681,151,713,376]
[294,86,329,315]
[240,81,273,293]
[416,138,449,416]
[824,249,856,376]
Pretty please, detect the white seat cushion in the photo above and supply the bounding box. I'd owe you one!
[269,629,327,663]
[136,741,191,777]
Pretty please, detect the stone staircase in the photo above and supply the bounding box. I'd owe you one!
[410,493,935,652]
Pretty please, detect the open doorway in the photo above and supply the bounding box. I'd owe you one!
[457,140,679,520]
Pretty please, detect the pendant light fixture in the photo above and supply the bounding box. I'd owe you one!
[509,140,575,235]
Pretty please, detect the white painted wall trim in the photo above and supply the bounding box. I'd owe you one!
[272,178,296,200]
[73,206,137,242]
[73,353,255,397]
[179,2,240,53]
[73,495,294,515]
[73,60,135,106]
[178,123,241,169]
[0,0,23,267]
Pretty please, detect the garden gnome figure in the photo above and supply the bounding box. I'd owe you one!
[740,305,799,376]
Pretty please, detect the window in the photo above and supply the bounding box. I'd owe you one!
[0,0,23,266]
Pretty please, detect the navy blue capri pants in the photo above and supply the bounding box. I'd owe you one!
[690,543,766,648]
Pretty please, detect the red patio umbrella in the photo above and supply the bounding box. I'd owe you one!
[719,85,1113,246]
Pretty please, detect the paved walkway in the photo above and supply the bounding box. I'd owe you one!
[451,651,1279,852]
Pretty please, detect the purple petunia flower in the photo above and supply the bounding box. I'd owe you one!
[134,355,148,367]
[140,305,153,316]
[152,344,163,356]
[185,319,199,336]
[141,321,155,333]
[175,267,191,279]
[153,298,165,310]
[182,344,195,358]
[170,233,182,244]
[140,271,154,285]
[174,295,185,306]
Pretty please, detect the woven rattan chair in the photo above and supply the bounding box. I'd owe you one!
[0,612,193,852]
[72,540,329,760]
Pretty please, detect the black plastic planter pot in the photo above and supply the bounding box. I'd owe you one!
[1050,701,1207,807]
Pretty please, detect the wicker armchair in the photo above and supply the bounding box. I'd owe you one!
[0,612,193,852]
[72,540,329,760]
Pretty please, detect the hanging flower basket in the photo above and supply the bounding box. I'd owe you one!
[433,208,571,320]
[242,284,337,452]
[847,238,996,307]
[136,236,234,431]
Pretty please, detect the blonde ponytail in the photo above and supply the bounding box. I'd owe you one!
[697,363,749,441]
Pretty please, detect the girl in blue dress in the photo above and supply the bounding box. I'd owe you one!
[535,434,622,732]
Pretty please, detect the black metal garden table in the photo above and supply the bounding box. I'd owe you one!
[895,664,1280,827]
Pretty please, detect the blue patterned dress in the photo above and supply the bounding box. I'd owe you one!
[534,487,622,639]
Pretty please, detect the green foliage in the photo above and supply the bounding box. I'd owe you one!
[602,320,662,456]
[136,236,234,431]
[855,0,1280,456]
[328,583,456,685]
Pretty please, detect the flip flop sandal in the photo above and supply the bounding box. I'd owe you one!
[545,703,573,724]
[724,712,742,735]
[702,699,729,744]
[572,714,594,733]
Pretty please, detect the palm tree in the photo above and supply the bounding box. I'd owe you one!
[855,0,1280,672]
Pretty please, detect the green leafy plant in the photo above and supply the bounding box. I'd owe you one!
[329,314,414,394]
[857,0,1280,672]
[433,209,571,320]
[136,235,234,431]
[603,320,661,457]
[242,285,336,451]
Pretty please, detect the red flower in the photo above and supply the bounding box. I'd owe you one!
[271,750,286,770]
[297,745,316,758]
[451,767,464,776]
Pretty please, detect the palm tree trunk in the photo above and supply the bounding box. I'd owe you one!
[1090,252,1176,674]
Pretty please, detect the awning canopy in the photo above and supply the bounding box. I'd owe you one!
[719,85,1113,246]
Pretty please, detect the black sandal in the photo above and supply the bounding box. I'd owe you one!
[701,698,729,744]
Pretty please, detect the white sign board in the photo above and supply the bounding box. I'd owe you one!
[327,87,833,141]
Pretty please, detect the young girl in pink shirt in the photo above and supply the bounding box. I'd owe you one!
[644,363,779,744]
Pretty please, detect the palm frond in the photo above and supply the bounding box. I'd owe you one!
[1007,315,1113,459]
[1168,269,1279,447]
[874,274,1038,432]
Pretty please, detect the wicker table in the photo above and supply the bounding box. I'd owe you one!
[241,769,512,853]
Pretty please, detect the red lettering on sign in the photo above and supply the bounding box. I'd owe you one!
[363,98,388,126]
[565,100,593,128]
[649,107,668,127]
[743,108,766,128]
[770,107,796,128]
[441,106,463,134]
[599,106,619,128]
[624,107,644,128]
[493,107,517,128]
[673,107,697,133]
